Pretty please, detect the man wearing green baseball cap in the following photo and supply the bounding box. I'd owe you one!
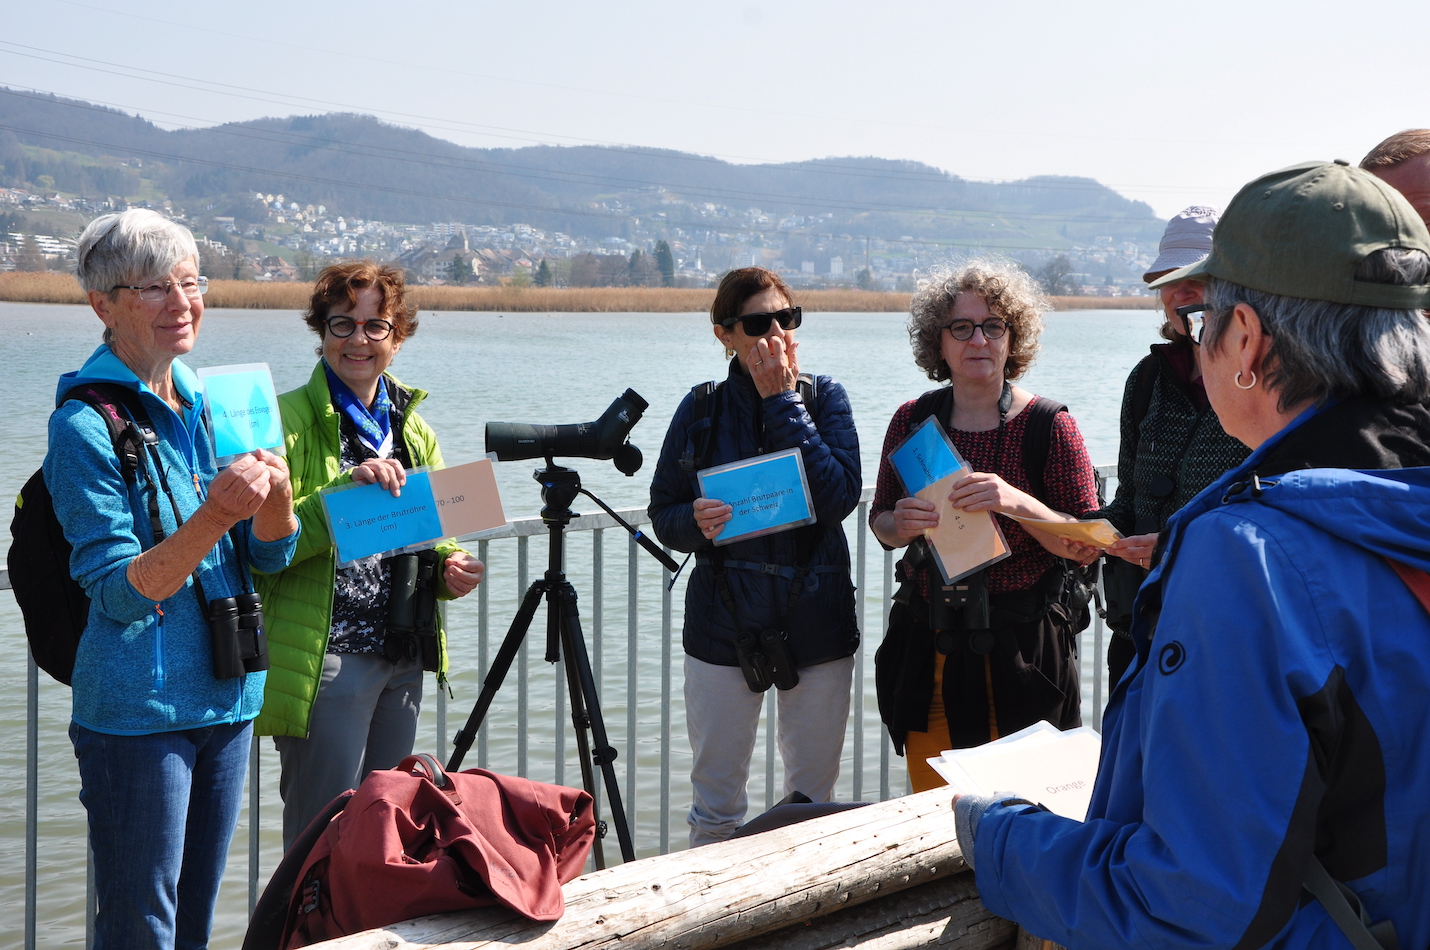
[953,161,1430,949]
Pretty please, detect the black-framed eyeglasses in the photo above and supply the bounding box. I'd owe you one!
[325,316,395,341]
[720,306,802,337]
[112,277,208,302]
[1175,304,1209,345]
[945,318,1008,341]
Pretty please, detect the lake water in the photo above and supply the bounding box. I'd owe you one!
[0,302,1157,948]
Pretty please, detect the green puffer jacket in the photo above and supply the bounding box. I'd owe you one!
[253,362,463,739]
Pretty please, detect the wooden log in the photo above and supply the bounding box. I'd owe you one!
[724,871,1015,950]
[310,786,990,950]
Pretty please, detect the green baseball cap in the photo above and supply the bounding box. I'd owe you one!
[1149,160,1430,309]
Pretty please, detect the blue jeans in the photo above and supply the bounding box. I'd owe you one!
[70,720,252,950]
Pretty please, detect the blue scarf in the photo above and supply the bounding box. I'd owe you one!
[324,361,393,456]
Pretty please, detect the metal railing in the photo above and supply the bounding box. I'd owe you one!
[11,473,1118,950]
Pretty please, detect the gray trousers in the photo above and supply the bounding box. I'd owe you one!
[683,654,854,847]
[273,652,424,850]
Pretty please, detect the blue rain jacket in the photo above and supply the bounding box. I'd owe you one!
[45,345,298,735]
[972,398,1430,949]
[648,362,861,668]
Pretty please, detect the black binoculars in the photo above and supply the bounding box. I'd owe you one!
[932,572,994,655]
[385,550,442,668]
[210,592,269,679]
[735,627,801,693]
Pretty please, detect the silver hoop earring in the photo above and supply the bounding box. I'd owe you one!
[1235,370,1257,390]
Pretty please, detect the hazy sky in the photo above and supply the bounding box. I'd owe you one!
[3,0,1428,220]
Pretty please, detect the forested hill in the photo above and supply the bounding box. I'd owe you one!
[0,87,1161,248]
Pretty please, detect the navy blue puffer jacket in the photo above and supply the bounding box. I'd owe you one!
[649,361,861,668]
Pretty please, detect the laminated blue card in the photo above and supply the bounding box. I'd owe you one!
[321,469,446,566]
[889,414,964,495]
[197,363,285,462]
[697,447,816,546]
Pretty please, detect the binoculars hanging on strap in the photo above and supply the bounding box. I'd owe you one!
[385,549,442,669]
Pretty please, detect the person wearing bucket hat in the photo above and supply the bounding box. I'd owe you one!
[953,161,1430,949]
[1084,208,1249,688]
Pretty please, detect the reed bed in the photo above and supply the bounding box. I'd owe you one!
[0,271,86,304]
[0,272,1152,312]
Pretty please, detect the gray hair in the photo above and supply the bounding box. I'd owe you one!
[75,209,200,296]
[907,258,1048,382]
[1203,247,1430,411]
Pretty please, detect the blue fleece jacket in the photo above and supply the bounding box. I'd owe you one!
[45,345,298,735]
[966,400,1430,949]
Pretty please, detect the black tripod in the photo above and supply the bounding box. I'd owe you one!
[446,463,678,867]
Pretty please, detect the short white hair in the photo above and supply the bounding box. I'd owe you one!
[76,209,200,295]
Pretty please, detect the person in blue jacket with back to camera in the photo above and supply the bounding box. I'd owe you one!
[954,162,1430,949]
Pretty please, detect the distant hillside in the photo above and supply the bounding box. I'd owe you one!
[0,87,1162,250]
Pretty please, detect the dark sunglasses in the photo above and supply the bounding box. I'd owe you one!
[1175,304,1208,345]
[721,306,802,336]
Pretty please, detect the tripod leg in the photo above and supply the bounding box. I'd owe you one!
[555,582,637,863]
[447,581,546,772]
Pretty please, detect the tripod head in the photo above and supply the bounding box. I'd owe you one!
[530,462,680,573]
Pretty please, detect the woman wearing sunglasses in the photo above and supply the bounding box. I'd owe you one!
[650,266,862,846]
[253,260,484,850]
[870,259,1099,791]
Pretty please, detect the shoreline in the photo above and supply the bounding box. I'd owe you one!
[0,272,1154,312]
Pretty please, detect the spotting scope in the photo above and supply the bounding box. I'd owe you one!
[485,389,648,475]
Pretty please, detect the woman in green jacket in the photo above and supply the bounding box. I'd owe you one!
[255,261,484,848]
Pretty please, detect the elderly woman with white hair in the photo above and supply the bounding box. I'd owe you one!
[1091,207,1250,687]
[45,209,297,948]
[869,259,1099,791]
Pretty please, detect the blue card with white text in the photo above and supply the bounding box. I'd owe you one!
[698,448,816,546]
[322,471,445,565]
[198,363,285,460]
[889,415,966,495]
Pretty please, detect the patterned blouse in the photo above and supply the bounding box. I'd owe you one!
[328,414,395,655]
[869,394,1100,598]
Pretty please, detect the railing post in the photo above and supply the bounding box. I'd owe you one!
[25,650,38,950]
[853,502,867,802]
[881,548,894,802]
[517,535,529,778]
[248,737,259,917]
[660,546,673,855]
[625,533,638,837]
[590,527,603,821]
[477,539,489,768]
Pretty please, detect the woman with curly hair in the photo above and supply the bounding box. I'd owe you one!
[870,259,1099,790]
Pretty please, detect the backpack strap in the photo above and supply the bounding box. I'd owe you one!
[62,384,164,543]
[1019,396,1068,505]
[679,380,720,472]
[62,383,154,486]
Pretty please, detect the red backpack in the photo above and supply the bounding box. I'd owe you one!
[279,755,594,947]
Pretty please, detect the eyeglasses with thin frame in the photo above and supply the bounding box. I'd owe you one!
[720,306,802,337]
[1175,304,1209,344]
[325,315,395,341]
[112,277,208,302]
[945,318,1008,341]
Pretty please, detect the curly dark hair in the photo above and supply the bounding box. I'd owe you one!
[907,259,1048,382]
[304,260,418,353]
